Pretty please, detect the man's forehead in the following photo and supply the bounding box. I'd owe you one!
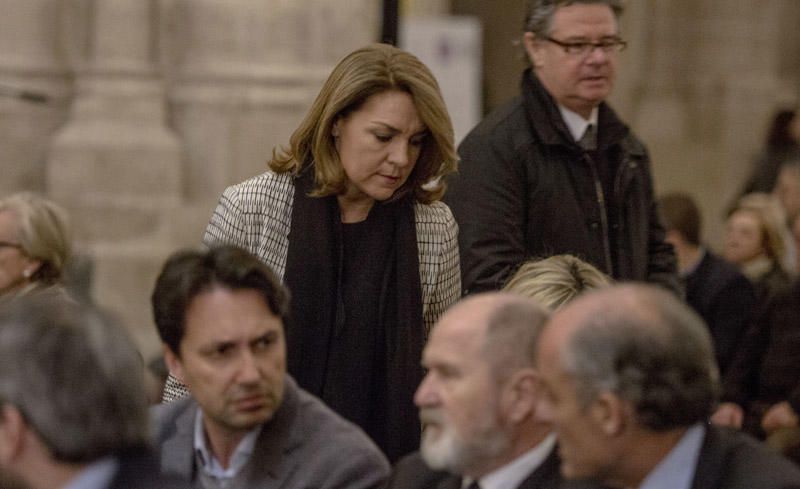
[549,3,618,36]
[183,288,283,338]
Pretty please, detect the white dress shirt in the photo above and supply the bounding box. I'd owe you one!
[60,457,118,489]
[637,423,706,489]
[194,409,263,483]
[558,105,599,142]
[465,434,557,489]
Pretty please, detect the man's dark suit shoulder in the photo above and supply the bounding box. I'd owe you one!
[686,252,750,306]
[692,425,800,489]
[384,450,604,489]
[111,447,191,489]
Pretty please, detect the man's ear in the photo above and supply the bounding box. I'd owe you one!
[0,405,26,465]
[590,391,627,436]
[523,32,545,68]
[163,344,186,385]
[502,368,540,424]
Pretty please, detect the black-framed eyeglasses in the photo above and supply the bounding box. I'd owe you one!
[545,37,627,56]
[0,241,22,250]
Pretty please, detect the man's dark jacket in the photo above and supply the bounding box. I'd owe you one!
[685,250,756,376]
[445,69,678,294]
[690,425,800,488]
[723,279,800,434]
[108,447,191,489]
[384,448,600,489]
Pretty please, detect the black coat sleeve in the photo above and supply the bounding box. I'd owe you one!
[444,126,528,295]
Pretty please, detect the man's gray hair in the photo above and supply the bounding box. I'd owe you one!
[561,285,719,430]
[483,296,550,381]
[0,292,148,462]
[524,0,624,37]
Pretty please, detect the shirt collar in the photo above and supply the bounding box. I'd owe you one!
[558,105,599,142]
[194,408,263,481]
[637,423,706,489]
[464,434,557,489]
[61,457,118,489]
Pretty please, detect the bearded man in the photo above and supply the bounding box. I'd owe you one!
[385,293,601,489]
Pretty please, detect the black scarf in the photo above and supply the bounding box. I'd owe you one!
[283,167,424,460]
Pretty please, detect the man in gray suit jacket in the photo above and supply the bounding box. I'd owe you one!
[150,246,389,489]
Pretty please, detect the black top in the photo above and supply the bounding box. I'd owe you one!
[284,167,425,462]
[684,251,756,376]
[321,205,396,449]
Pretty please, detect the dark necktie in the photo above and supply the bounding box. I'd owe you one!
[578,123,597,151]
[465,481,482,489]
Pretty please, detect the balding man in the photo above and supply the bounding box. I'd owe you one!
[536,284,800,489]
[0,292,189,489]
[386,293,600,489]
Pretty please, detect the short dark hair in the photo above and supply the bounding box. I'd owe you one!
[658,193,702,245]
[524,0,624,36]
[562,285,719,431]
[0,292,148,463]
[151,246,290,355]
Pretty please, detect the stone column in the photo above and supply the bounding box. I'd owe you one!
[159,0,379,209]
[46,0,183,356]
[0,0,72,193]
[628,0,800,247]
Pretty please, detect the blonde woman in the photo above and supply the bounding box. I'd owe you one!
[503,254,611,311]
[164,43,460,461]
[724,193,792,304]
[0,192,70,300]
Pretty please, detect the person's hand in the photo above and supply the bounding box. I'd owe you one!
[761,401,799,434]
[711,402,744,428]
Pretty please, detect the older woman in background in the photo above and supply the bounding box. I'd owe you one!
[503,254,611,311]
[0,192,70,300]
[164,43,460,461]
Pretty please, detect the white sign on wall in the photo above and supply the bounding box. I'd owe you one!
[400,16,482,146]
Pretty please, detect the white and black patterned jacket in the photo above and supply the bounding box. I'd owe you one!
[203,169,461,337]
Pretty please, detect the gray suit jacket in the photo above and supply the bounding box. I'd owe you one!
[152,376,390,489]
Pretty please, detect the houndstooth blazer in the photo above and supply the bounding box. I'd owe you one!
[202,170,461,337]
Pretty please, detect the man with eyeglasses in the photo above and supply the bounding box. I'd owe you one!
[445,0,679,296]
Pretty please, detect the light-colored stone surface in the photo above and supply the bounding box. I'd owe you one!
[2,0,380,361]
[0,0,72,193]
[1,1,798,360]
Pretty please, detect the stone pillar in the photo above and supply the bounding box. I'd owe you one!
[627,0,800,248]
[46,0,183,356]
[159,0,379,209]
[402,0,451,16]
[0,0,72,193]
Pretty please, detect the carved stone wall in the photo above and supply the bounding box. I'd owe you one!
[2,1,798,357]
[0,0,72,193]
[0,0,379,359]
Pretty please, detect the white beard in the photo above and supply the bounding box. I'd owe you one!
[419,408,511,474]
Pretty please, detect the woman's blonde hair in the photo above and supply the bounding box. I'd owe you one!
[732,193,787,264]
[269,43,458,203]
[0,192,71,285]
[503,254,612,311]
